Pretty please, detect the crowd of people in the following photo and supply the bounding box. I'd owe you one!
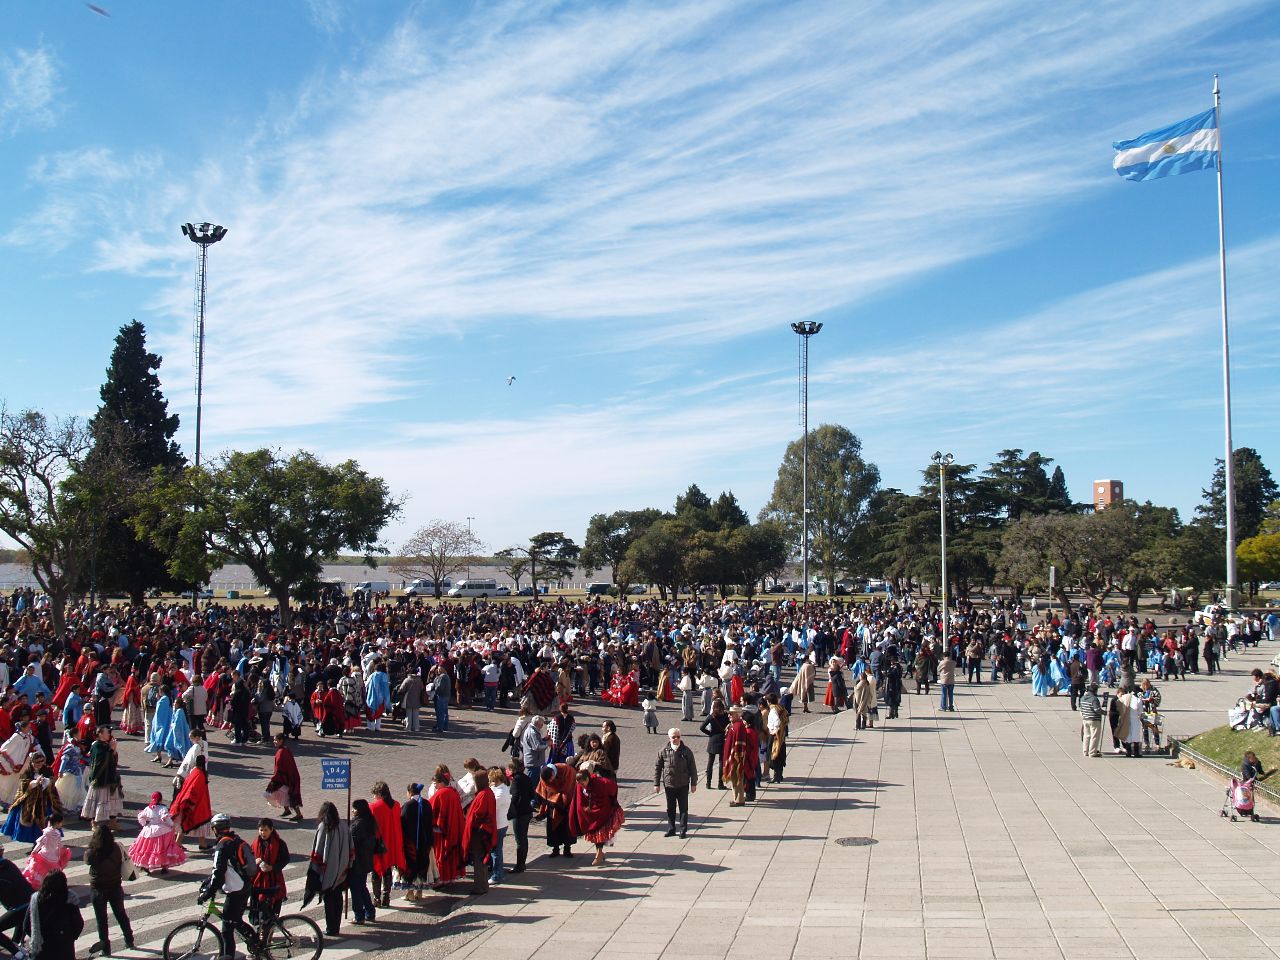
[0,584,1269,958]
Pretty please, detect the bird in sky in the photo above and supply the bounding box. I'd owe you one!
[506,376,516,386]
[85,3,111,16]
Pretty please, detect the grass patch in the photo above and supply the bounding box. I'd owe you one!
[1183,724,1280,780]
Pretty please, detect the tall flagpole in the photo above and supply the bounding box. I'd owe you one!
[1213,74,1238,609]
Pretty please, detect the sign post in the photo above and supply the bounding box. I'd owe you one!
[320,759,352,919]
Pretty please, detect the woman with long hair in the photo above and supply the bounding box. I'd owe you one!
[368,781,405,908]
[83,823,134,956]
[348,799,378,925]
[80,726,123,827]
[25,870,83,960]
[310,801,351,937]
[399,782,435,901]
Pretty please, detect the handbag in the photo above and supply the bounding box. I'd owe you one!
[121,844,138,882]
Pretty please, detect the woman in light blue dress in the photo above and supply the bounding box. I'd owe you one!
[145,689,174,761]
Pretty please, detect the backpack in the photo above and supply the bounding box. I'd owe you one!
[227,836,260,884]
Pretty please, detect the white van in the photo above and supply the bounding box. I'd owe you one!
[448,578,499,598]
[353,580,391,598]
[405,578,451,596]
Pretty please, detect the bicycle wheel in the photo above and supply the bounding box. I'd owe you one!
[262,913,324,960]
[163,920,224,960]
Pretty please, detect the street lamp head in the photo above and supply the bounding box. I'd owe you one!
[790,321,823,336]
[182,222,227,245]
[931,451,955,466]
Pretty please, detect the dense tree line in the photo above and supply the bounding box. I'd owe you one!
[0,322,400,634]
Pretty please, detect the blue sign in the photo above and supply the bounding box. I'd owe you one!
[320,758,351,790]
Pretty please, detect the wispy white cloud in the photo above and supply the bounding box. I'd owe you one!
[0,43,59,137]
[6,1,1279,542]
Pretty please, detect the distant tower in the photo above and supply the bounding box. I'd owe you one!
[1093,479,1123,511]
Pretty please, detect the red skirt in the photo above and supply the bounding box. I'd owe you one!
[583,805,625,846]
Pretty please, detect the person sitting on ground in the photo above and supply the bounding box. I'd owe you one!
[1241,750,1268,782]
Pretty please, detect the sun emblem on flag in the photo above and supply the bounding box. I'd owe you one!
[1161,141,1177,154]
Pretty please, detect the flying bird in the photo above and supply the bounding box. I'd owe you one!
[506,376,516,386]
[85,3,111,15]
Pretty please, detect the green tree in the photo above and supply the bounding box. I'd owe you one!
[980,449,1061,520]
[503,532,580,591]
[391,520,483,597]
[1100,500,1182,612]
[1047,465,1072,511]
[84,320,187,603]
[724,521,789,598]
[998,511,1128,611]
[0,409,131,637]
[621,517,690,600]
[760,424,880,590]
[580,508,663,593]
[140,449,400,627]
[496,552,530,593]
[1197,447,1279,541]
[1238,533,1280,592]
[708,491,750,532]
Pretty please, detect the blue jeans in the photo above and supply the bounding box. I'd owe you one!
[1269,704,1280,732]
[484,685,497,710]
[489,826,508,881]
[434,695,449,732]
[940,684,954,711]
[349,870,375,921]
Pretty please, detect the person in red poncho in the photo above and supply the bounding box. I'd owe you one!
[722,705,759,807]
[534,762,578,858]
[369,781,406,907]
[570,769,624,866]
[463,775,496,895]
[171,754,214,852]
[427,766,465,886]
[264,734,303,821]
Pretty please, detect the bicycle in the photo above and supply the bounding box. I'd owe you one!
[162,894,324,960]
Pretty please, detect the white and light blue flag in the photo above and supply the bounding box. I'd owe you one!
[1112,108,1218,181]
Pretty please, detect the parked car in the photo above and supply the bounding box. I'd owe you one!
[494,585,511,596]
[353,580,392,598]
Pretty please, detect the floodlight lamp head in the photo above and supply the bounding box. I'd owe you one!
[182,222,228,245]
[790,321,823,337]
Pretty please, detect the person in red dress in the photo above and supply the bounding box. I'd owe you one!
[264,734,303,821]
[369,781,406,907]
[462,776,496,895]
[569,769,624,866]
[427,767,465,885]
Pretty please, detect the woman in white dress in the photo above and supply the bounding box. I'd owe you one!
[0,721,35,809]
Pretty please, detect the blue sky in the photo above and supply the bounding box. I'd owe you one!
[1,0,1278,554]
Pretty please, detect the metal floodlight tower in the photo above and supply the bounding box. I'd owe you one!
[931,451,955,650]
[791,321,822,607]
[182,222,228,467]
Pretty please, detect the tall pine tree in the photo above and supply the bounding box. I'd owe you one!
[85,320,187,603]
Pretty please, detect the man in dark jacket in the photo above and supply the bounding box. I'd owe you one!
[653,728,698,838]
[198,814,256,960]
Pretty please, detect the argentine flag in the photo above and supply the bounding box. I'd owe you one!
[1112,108,1219,181]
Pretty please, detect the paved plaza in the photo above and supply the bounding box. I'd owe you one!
[44,642,1280,960]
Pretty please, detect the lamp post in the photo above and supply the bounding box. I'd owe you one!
[931,451,954,649]
[466,516,475,579]
[791,321,822,607]
[181,222,227,467]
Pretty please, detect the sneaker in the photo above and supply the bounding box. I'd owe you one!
[89,945,110,957]
[663,829,676,837]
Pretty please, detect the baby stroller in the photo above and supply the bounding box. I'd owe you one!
[1220,777,1260,822]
